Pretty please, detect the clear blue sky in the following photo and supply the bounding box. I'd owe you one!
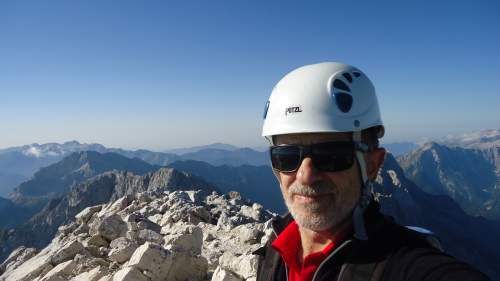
[1,0,499,151]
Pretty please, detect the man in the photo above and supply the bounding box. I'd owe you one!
[256,62,490,281]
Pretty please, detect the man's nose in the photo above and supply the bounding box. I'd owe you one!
[296,157,321,185]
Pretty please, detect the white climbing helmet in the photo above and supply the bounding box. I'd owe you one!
[262,62,384,142]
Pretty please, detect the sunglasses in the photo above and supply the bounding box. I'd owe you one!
[270,141,368,173]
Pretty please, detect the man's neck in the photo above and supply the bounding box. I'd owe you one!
[297,220,353,262]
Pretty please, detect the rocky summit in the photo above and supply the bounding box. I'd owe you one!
[0,190,274,281]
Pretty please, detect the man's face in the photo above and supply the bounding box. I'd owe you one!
[274,132,362,232]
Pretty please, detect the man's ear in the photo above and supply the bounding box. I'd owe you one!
[366,148,386,180]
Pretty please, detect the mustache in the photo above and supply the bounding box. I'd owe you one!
[289,182,335,197]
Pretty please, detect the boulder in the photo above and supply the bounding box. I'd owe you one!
[168,191,191,202]
[39,260,75,281]
[139,205,160,217]
[73,223,90,235]
[147,214,163,225]
[85,235,109,248]
[57,223,78,236]
[124,213,161,233]
[0,247,38,274]
[186,190,204,204]
[137,229,163,244]
[217,212,233,230]
[70,266,108,281]
[51,241,84,265]
[158,202,170,214]
[167,252,208,281]
[89,214,127,241]
[104,196,130,215]
[112,267,149,281]
[219,252,259,279]
[71,253,109,276]
[75,205,103,224]
[0,246,54,281]
[163,226,203,255]
[233,224,262,244]
[211,266,243,281]
[107,238,137,264]
[127,242,173,281]
[239,205,261,221]
[189,206,212,223]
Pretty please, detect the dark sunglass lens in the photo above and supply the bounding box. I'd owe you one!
[312,142,354,171]
[271,146,301,172]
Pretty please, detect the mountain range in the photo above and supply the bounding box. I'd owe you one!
[1,150,278,230]
[0,142,268,197]
[398,132,500,221]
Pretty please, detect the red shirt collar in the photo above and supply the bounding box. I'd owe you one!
[271,220,345,281]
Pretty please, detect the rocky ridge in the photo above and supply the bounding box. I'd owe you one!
[0,167,217,262]
[0,189,274,281]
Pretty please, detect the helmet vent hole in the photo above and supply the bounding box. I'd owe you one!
[353,71,361,77]
[333,79,351,92]
[334,92,353,113]
[354,120,360,127]
[342,73,353,83]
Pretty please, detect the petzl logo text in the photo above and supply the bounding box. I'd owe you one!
[285,106,302,116]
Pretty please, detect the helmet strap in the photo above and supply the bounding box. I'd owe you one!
[352,131,372,240]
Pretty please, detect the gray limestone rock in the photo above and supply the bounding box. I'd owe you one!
[39,260,75,281]
[75,205,103,224]
[50,241,85,265]
[111,266,149,281]
[167,252,208,281]
[219,252,259,279]
[137,229,163,244]
[233,224,262,244]
[127,242,172,281]
[70,265,108,281]
[211,266,243,281]
[85,235,109,248]
[163,225,203,255]
[0,190,273,281]
[0,247,38,275]
[89,214,127,242]
[107,237,137,264]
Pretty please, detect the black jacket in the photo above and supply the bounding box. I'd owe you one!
[256,202,491,281]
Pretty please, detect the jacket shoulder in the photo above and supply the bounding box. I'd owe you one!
[382,246,491,281]
[371,220,490,281]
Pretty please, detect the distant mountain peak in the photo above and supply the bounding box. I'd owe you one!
[421,141,441,150]
[165,143,240,155]
[62,140,81,145]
